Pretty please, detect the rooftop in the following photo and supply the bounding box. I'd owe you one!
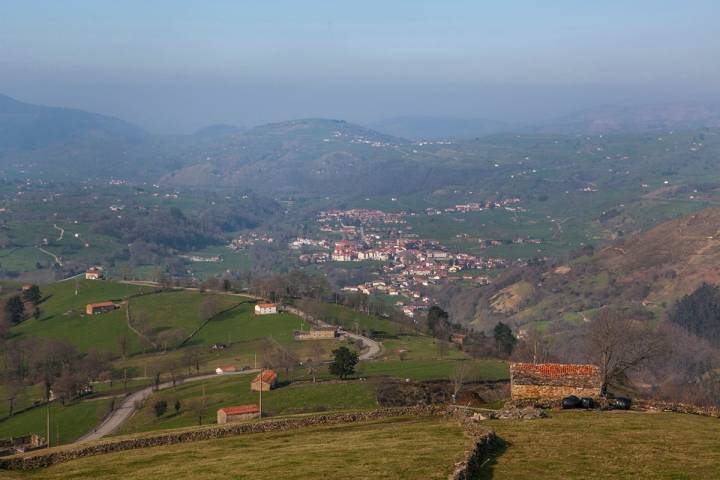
[219,404,259,416]
[510,362,600,378]
[254,370,278,383]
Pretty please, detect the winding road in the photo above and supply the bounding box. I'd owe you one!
[78,370,259,443]
[75,300,382,443]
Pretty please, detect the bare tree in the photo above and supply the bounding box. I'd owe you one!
[450,362,473,404]
[201,295,220,321]
[188,396,207,425]
[586,308,665,389]
[182,346,203,375]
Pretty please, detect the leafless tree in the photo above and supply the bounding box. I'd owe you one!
[450,362,473,403]
[586,308,666,388]
[188,396,207,425]
[201,295,221,321]
[182,346,203,375]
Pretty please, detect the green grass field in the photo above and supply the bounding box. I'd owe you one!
[8,416,469,479]
[10,280,151,355]
[130,290,241,343]
[117,374,378,435]
[0,398,113,446]
[481,411,720,479]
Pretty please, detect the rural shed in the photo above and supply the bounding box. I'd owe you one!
[217,404,260,424]
[251,370,278,392]
[509,362,602,400]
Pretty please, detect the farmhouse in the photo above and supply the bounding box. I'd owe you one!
[450,333,467,345]
[251,370,278,392]
[254,303,278,315]
[85,267,103,280]
[294,326,339,340]
[509,362,602,401]
[216,404,260,424]
[215,365,237,375]
[85,302,117,315]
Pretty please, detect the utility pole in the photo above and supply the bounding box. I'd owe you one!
[258,367,263,419]
[46,404,50,448]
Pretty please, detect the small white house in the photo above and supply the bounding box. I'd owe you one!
[254,303,278,315]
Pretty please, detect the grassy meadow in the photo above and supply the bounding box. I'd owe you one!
[9,417,469,480]
[0,398,114,446]
[480,411,720,479]
[117,374,378,435]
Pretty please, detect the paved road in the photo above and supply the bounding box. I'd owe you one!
[281,305,382,360]
[77,295,380,443]
[77,370,258,443]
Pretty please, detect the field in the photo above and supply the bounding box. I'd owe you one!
[117,374,378,435]
[8,416,469,480]
[0,398,113,446]
[480,411,720,479]
[10,279,151,355]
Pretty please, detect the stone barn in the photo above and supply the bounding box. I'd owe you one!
[509,362,602,401]
[216,405,260,424]
[251,370,278,392]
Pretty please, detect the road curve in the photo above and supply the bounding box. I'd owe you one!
[77,370,258,443]
[281,305,382,361]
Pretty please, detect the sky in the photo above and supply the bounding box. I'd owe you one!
[1,0,719,133]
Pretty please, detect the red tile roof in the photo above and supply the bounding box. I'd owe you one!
[510,362,599,378]
[87,301,115,309]
[220,404,259,416]
[254,370,278,383]
[256,303,277,308]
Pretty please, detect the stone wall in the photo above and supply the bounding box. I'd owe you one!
[0,406,471,471]
[448,429,497,480]
[511,384,600,401]
[636,400,720,418]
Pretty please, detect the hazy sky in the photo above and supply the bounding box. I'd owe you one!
[1,0,719,133]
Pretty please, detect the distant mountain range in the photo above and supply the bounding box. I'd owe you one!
[2,93,720,193]
[0,93,147,152]
[368,103,720,139]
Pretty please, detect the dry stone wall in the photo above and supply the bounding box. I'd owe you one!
[511,384,600,400]
[1,406,495,471]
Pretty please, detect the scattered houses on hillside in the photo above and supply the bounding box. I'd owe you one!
[251,370,278,392]
[254,303,278,315]
[509,362,602,401]
[85,301,117,315]
[294,325,339,340]
[216,404,260,424]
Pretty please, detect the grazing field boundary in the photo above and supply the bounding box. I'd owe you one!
[0,406,495,472]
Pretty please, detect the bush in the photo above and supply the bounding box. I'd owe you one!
[154,400,168,417]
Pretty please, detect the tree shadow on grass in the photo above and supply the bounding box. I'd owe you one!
[474,436,510,480]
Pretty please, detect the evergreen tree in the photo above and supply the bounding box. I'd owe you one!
[4,296,25,325]
[329,346,359,380]
[493,322,517,357]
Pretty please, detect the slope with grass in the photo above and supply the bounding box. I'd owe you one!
[0,398,114,446]
[481,411,720,479]
[8,416,469,480]
[117,374,378,435]
[10,279,151,354]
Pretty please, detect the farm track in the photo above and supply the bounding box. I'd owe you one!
[77,370,259,443]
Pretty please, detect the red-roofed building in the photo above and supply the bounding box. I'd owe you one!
[85,302,117,315]
[254,303,278,315]
[217,404,260,424]
[251,370,278,392]
[509,362,602,400]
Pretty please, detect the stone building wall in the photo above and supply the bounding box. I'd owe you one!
[511,384,600,400]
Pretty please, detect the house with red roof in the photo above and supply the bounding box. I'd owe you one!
[254,303,278,315]
[251,370,278,392]
[509,362,602,400]
[217,404,260,424]
[85,301,117,315]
